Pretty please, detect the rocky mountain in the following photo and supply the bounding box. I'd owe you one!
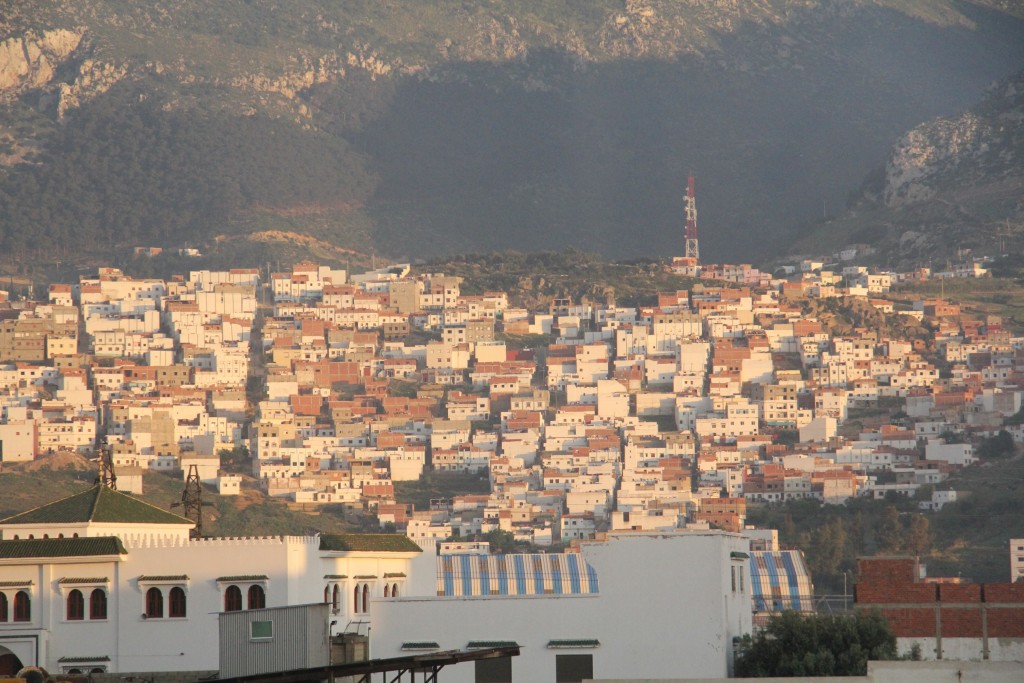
[795,68,1024,268]
[1,1,1023,267]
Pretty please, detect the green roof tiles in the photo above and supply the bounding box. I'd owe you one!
[138,575,189,582]
[0,485,194,527]
[58,577,109,584]
[547,639,601,648]
[319,534,422,553]
[216,575,269,582]
[401,642,440,650]
[467,641,519,649]
[0,537,127,559]
[57,656,110,663]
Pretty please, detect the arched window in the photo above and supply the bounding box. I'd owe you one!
[66,589,84,620]
[332,585,340,612]
[324,586,330,604]
[247,585,265,610]
[362,584,369,613]
[354,585,361,614]
[145,587,163,618]
[14,591,31,622]
[224,585,242,612]
[0,592,7,621]
[392,583,399,598]
[90,589,107,620]
[384,584,390,598]
[169,587,186,618]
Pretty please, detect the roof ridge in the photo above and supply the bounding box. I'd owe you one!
[0,485,99,524]
[98,486,194,524]
[91,485,104,520]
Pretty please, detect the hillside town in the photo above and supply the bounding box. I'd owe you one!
[0,254,1015,544]
[1,253,1024,679]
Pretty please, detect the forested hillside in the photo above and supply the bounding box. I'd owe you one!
[1,1,1022,265]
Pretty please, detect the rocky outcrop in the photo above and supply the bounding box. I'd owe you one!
[881,72,1024,208]
[0,28,82,96]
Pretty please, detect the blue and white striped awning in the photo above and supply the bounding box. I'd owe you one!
[749,550,814,614]
[437,553,599,597]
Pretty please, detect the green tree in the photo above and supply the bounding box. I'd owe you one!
[807,518,846,579]
[485,528,516,554]
[735,610,898,677]
[876,506,903,553]
[907,514,931,556]
[977,430,1015,460]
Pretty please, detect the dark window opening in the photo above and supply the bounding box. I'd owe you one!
[66,589,84,620]
[145,587,162,619]
[224,585,242,612]
[475,656,512,683]
[169,587,187,618]
[556,654,593,683]
[248,584,265,610]
[90,589,107,620]
[13,591,30,622]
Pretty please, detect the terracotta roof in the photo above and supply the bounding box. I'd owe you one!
[319,534,422,553]
[0,537,126,559]
[0,485,194,527]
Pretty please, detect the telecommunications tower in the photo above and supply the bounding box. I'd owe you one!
[684,174,699,261]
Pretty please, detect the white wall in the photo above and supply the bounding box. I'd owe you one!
[371,532,753,682]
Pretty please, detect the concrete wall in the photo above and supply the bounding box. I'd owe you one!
[590,659,1024,682]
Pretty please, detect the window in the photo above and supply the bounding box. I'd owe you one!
[145,587,163,618]
[250,620,273,640]
[555,654,593,683]
[324,586,330,604]
[169,587,186,618]
[354,585,361,613]
[90,589,107,620]
[0,593,6,622]
[67,589,85,620]
[362,584,369,613]
[384,584,390,598]
[332,585,340,612]
[247,585,265,610]
[13,591,30,622]
[224,585,242,612]
[391,583,399,598]
[475,657,512,683]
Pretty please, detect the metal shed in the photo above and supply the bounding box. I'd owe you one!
[219,603,330,678]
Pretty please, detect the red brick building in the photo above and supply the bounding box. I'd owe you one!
[855,557,1024,661]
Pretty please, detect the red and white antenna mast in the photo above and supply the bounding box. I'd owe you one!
[684,173,699,261]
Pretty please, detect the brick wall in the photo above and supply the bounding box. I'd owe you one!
[855,557,1024,659]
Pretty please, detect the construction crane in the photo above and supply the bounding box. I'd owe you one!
[171,464,205,539]
[94,437,116,490]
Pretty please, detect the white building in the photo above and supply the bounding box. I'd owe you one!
[371,531,753,682]
[0,485,427,676]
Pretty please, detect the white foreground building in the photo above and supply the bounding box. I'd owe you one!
[0,484,427,675]
[372,531,753,682]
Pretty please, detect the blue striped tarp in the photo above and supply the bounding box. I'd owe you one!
[749,550,814,614]
[437,553,599,596]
